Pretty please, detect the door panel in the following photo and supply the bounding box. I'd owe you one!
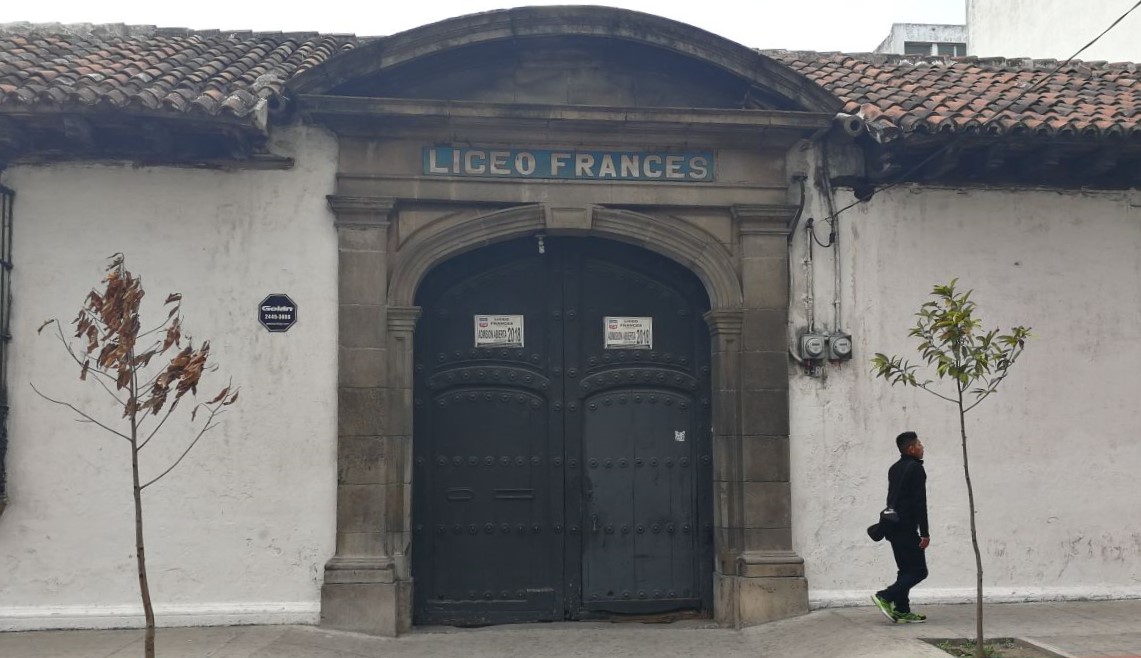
[581,388,700,612]
[420,386,559,622]
[569,242,711,617]
[413,242,564,625]
[413,238,710,626]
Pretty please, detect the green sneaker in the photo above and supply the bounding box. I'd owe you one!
[896,611,927,623]
[871,594,898,623]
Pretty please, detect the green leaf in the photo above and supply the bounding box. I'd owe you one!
[871,279,1029,409]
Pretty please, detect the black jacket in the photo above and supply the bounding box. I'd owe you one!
[886,455,929,537]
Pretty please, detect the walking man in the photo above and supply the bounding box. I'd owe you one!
[872,431,930,623]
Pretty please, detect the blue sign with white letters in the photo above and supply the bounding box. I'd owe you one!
[423,146,714,182]
[259,294,297,333]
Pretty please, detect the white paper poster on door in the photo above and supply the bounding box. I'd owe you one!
[474,315,524,347]
[604,316,653,350]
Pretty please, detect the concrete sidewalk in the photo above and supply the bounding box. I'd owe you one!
[1,600,1138,658]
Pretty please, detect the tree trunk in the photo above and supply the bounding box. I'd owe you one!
[130,404,156,657]
[958,385,985,658]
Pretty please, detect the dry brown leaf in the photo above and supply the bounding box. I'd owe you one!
[162,322,181,352]
[208,387,230,405]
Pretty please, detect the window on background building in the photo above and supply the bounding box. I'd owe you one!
[904,41,934,55]
[938,42,967,57]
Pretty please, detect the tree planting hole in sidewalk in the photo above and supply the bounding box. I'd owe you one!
[927,638,1063,658]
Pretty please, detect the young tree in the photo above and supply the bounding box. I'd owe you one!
[34,254,238,658]
[872,280,1030,658]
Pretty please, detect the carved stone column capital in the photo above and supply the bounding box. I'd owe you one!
[732,204,800,236]
[328,195,396,229]
[387,306,422,334]
[704,309,744,337]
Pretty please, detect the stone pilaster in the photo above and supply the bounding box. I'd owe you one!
[715,204,807,627]
[322,195,410,636]
[384,306,421,587]
[705,310,743,555]
[704,309,744,626]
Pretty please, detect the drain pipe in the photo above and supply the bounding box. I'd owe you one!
[0,182,13,517]
[787,177,809,367]
[820,142,842,332]
[804,206,816,334]
[802,114,863,336]
[787,176,814,335]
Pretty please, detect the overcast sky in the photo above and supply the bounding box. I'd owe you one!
[3,0,966,52]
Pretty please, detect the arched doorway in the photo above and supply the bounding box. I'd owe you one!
[411,237,713,625]
[315,4,825,634]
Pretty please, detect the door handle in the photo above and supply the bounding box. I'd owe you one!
[591,514,599,533]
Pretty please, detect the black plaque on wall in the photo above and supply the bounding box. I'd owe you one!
[258,294,297,332]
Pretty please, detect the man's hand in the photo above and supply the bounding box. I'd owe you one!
[919,536,931,549]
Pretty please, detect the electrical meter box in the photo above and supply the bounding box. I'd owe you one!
[799,332,827,361]
[828,333,853,361]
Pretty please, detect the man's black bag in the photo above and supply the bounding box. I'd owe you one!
[869,460,916,542]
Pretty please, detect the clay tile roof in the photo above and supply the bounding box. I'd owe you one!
[1,24,1138,143]
[0,23,357,126]
[768,51,1140,142]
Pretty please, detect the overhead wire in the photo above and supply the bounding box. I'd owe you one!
[821,0,1141,223]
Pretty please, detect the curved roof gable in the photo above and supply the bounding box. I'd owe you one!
[288,6,843,114]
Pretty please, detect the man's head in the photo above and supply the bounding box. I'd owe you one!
[896,431,924,459]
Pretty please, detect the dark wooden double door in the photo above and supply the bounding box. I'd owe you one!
[412,237,712,625]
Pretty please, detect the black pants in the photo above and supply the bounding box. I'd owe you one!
[877,530,928,614]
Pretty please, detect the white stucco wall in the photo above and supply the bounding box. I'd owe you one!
[0,124,341,630]
[3,117,1139,629]
[968,0,1141,60]
[789,155,1141,606]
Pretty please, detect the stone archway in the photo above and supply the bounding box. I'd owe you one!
[304,0,829,639]
[387,204,742,311]
[323,198,805,635]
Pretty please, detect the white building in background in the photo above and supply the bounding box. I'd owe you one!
[968,0,1141,60]
[874,23,968,56]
